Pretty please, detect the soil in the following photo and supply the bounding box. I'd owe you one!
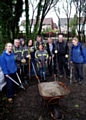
[0,43,86,120]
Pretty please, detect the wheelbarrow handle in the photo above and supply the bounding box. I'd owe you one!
[48,96,61,103]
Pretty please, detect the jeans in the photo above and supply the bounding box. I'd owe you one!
[38,65,46,79]
[5,72,17,98]
[74,63,83,80]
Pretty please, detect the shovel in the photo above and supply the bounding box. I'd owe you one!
[8,73,25,90]
[70,66,73,83]
[31,61,40,83]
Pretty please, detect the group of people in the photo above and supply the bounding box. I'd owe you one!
[0,33,86,103]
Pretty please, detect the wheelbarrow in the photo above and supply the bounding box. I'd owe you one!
[32,62,70,119]
[38,81,70,120]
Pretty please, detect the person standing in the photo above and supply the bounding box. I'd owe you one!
[46,37,56,76]
[13,39,22,78]
[35,43,48,81]
[55,34,70,78]
[1,43,17,103]
[70,37,86,85]
[20,38,28,82]
[34,35,46,50]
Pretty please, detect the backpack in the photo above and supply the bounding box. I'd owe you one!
[79,45,86,64]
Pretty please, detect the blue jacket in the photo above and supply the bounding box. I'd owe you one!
[1,50,17,75]
[70,42,86,63]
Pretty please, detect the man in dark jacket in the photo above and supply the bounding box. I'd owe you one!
[46,37,56,76]
[55,34,70,78]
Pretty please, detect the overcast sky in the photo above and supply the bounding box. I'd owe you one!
[45,1,76,25]
[19,0,76,25]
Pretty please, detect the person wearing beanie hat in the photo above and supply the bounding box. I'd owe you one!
[20,38,28,83]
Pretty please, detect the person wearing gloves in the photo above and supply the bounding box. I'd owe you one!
[35,43,48,81]
[70,37,86,85]
[13,39,22,78]
[1,43,17,103]
[55,33,70,78]
[20,38,28,82]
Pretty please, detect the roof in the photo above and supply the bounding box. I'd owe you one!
[43,18,53,25]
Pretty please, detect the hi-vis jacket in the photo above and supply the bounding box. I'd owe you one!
[20,45,28,59]
[35,49,48,64]
[13,46,22,68]
[34,39,46,50]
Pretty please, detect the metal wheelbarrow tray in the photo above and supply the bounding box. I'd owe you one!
[38,81,70,119]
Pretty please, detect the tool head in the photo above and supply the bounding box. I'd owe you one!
[20,85,26,90]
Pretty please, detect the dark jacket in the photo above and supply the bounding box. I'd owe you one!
[46,43,55,57]
[1,50,17,75]
[20,45,28,59]
[29,45,35,59]
[13,46,22,68]
[55,40,69,56]
[70,42,86,63]
[34,39,46,50]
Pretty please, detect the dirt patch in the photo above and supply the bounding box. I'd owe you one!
[0,71,86,120]
[0,42,86,120]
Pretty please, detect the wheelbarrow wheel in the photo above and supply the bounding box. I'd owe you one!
[50,106,62,120]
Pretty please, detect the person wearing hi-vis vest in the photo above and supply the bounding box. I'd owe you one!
[34,35,46,50]
[13,39,22,78]
[35,43,48,81]
[20,38,28,83]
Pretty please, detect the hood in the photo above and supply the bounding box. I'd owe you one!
[2,50,12,56]
[72,42,82,48]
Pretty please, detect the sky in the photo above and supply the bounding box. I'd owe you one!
[19,0,76,26]
[45,1,76,25]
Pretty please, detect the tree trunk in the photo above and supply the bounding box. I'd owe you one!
[25,0,30,42]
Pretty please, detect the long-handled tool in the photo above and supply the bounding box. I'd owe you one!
[31,61,40,83]
[27,45,31,81]
[70,66,73,83]
[8,73,25,90]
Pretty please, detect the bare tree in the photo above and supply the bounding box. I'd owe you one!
[72,0,86,42]
[24,0,59,40]
[54,4,61,33]
[62,0,72,41]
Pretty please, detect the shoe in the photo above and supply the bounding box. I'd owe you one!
[78,80,83,85]
[74,79,78,83]
[44,77,47,81]
[59,75,63,78]
[67,76,70,79]
[8,98,13,103]
[13,94,18,97]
